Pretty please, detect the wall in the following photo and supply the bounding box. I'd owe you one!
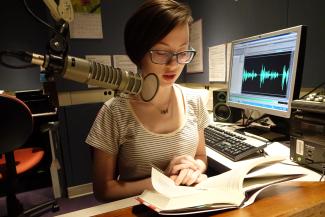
[1,0,324,196]
[56,0,144,195]
[55,0,143,91]
[186,0,325,88]
[287,0,325,88]
[1,0,323,91]
[0,0,49,91]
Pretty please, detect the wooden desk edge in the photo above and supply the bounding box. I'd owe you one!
[93,182,325,217]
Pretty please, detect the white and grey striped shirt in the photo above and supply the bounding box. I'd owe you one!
[86,84,209,181]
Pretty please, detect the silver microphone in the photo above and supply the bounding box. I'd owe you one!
[62,56,142,95]
[30,53,159,102]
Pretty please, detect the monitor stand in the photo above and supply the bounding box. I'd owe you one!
[238,115,290,141]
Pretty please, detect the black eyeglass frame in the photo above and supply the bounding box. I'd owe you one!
[148,48,196,65]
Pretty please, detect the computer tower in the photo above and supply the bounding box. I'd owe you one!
[213,90,242,123]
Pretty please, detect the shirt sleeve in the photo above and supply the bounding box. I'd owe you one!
[197,94,210,130]
[85,100,120,155]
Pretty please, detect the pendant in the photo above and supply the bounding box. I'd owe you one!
[160,109,168,114]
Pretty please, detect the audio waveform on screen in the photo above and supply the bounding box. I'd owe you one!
[242,65,289,90]
[241,51,292,98]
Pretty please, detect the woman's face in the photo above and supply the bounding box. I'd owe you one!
[140,23,190,87]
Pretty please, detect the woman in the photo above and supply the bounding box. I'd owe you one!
[86,0,210,202]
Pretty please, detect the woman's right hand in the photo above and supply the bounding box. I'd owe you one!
[170,168,207,186]
[164,155,200,176]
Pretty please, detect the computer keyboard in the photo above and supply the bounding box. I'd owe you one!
[204,125,267,161]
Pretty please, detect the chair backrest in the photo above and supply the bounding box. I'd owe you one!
[0,94,33,154]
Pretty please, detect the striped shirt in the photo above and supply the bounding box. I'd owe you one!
[86,84,209,181]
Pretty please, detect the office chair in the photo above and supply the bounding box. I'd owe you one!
[0,94,59,217]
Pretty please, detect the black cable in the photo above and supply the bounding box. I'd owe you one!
[320,171,324,182]
[281,161,325,167]
[23,0,59,34]
[280,161,325,181]
[244,114,268,127]
[320,164,325,181]
[22,0,69,56]
[23,0,67,49]
[0,50,36,69]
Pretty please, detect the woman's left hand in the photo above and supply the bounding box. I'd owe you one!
[170,168,207,186]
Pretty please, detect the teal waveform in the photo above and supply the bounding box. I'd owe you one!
[242,65,289,90]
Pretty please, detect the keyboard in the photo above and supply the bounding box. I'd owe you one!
[204,125,267,161]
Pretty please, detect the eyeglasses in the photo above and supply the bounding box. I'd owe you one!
[149,48,196,65]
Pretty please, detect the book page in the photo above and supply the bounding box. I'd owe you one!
[140,156,290,213]
[151,167,208,198]
[197,156,286,192]
[140,188,241,212]
[243,162,306,191]
[196,169,242,192]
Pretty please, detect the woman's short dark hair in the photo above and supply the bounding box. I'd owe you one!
[124,0,193,67]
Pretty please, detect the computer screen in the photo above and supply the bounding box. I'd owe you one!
[227,25,306,119]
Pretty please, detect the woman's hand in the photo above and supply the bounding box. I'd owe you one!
[170,168,207,186]
[164,155,200,176]
[165,155,207,186]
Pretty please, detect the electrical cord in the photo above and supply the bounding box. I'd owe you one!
[23,0,58,34]
[0,1,71,70]
[22,0,68,49]
[243,113,268,128]
[279,161,325,181]
[0,50,36,69]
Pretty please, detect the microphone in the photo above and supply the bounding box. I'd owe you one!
[29,52,159,102]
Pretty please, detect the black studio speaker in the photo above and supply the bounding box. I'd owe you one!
[213,90,242,123]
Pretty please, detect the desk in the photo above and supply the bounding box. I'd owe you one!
[93,181,325,217]
[57,122,323,217]
[57,142,323,217]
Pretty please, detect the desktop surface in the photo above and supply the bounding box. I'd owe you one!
[58,116,323,217]
[93,182,325,217]
[57,137,323,217]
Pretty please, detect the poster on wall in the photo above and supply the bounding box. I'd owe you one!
[187,19,203,73]
[69,0,103,39]
[208,43,226,82]
[208,42,232,82]
[113,55,138,73]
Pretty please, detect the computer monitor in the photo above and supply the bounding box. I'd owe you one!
[227,25,306,120]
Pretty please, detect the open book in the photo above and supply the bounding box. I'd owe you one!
[137,156,306,215]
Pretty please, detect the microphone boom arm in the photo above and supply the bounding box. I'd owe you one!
[0,0,159,101]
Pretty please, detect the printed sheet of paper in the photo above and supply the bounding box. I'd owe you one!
[85,55,112,88]
[69,0,103,39]
[113,55,137,73]
[187,19,203,73]
[85,55,111,65]
[208,44,227,82]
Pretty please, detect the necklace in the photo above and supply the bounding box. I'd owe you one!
[150,87,173,115]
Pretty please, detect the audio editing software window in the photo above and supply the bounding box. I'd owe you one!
[227,28,302,118]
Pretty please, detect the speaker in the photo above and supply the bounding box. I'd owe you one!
[213,90,242,123]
